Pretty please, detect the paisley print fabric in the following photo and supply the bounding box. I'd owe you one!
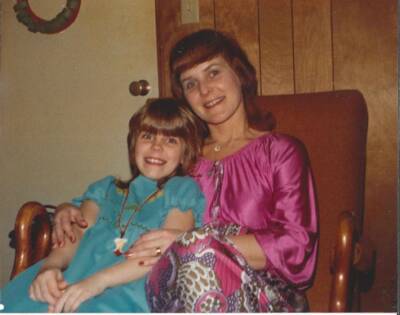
[146,224,308,312]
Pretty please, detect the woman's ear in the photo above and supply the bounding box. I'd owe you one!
[180,144,187,164]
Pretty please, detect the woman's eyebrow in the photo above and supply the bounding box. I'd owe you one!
[203,63,220,71]
[180,75,193,83]
[181,63,220,82]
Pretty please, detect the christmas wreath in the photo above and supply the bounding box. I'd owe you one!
[13,0,81,34]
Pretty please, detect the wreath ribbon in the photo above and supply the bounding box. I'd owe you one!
[14,0,81,34]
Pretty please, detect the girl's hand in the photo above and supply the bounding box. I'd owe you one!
[124,229,181,266]
[52,203,88,248]
[29,268,67,305]
[51,275,106,313]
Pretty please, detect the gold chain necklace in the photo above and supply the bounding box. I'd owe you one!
[113,186,161,256]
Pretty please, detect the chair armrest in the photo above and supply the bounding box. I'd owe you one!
[329,211,374,312]
[10,202,53,279]
[329,211,356,312]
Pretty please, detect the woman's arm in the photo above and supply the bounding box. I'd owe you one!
[52,207,195,312]
[250,138,318,287]
[52,203,88,247]
[227,234,266,270]
[30,200,98,305]
[124,208,194,264]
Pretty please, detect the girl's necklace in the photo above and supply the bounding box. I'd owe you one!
[113,186,161,256]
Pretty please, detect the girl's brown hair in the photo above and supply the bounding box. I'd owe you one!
[119,98,205,188]
[169,29,275,131]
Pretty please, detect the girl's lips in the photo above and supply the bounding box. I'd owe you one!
[144,157,166,165]
[204,96,224,108]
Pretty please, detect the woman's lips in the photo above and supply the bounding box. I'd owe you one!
[204,96,224,109]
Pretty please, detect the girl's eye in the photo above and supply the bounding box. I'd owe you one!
[166,137,179,145]
[140,132,153,140]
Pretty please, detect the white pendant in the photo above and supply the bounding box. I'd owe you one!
[113,237,127,256]
[214,144,221,152]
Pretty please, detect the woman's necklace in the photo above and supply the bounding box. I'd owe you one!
[213,144,222,152]
[113,186,161,256]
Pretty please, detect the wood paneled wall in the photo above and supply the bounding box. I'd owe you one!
[155,0,397,311]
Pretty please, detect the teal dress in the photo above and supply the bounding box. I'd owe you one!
[1,175,204,313]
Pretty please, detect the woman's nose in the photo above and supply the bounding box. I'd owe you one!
[198,81,210,95]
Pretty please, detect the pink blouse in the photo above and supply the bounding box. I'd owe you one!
[192,132,318,289]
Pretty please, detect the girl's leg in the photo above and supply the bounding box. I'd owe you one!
[1,262,49,313]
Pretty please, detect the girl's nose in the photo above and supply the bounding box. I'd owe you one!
[150,137,163,150]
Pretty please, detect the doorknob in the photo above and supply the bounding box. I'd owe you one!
[129,80,151,96]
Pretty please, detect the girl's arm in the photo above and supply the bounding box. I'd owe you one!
[52,207,194,313]
[29,200,98,305]
[88,207,194,286]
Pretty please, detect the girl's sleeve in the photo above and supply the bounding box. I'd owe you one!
[70,176,115,207]
[253,137,318,290]
[164,176,205,227]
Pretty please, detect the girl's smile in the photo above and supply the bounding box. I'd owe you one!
[135,131,184,180]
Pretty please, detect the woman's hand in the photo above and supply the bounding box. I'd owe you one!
[52,203,88,248]
[124,229,182,266]
[50,275,106,313]
[29,268,68,305]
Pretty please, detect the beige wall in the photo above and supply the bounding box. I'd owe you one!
[0,0,158,286]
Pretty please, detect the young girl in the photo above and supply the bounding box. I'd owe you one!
[1,98,205,312]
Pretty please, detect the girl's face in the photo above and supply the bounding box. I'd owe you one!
[134,131,184,181]
[179,56,244,126]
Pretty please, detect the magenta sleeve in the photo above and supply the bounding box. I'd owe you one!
[253,140,318,289]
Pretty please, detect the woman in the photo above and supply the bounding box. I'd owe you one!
[52,29,318,312]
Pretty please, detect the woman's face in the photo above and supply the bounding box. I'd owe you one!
[179,56,244,126]
[134,131,184,180]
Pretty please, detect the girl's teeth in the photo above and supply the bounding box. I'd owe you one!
[145,158,164,164]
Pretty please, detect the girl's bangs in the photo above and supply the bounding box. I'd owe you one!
[140,115,188,138]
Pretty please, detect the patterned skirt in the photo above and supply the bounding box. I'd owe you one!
[146,224,308,312]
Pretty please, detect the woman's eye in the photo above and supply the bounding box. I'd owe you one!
[183,80,196,91]
[209,69,220,78]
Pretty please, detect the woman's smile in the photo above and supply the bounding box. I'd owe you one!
[180,56,245,126]
[203,96,225,109]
